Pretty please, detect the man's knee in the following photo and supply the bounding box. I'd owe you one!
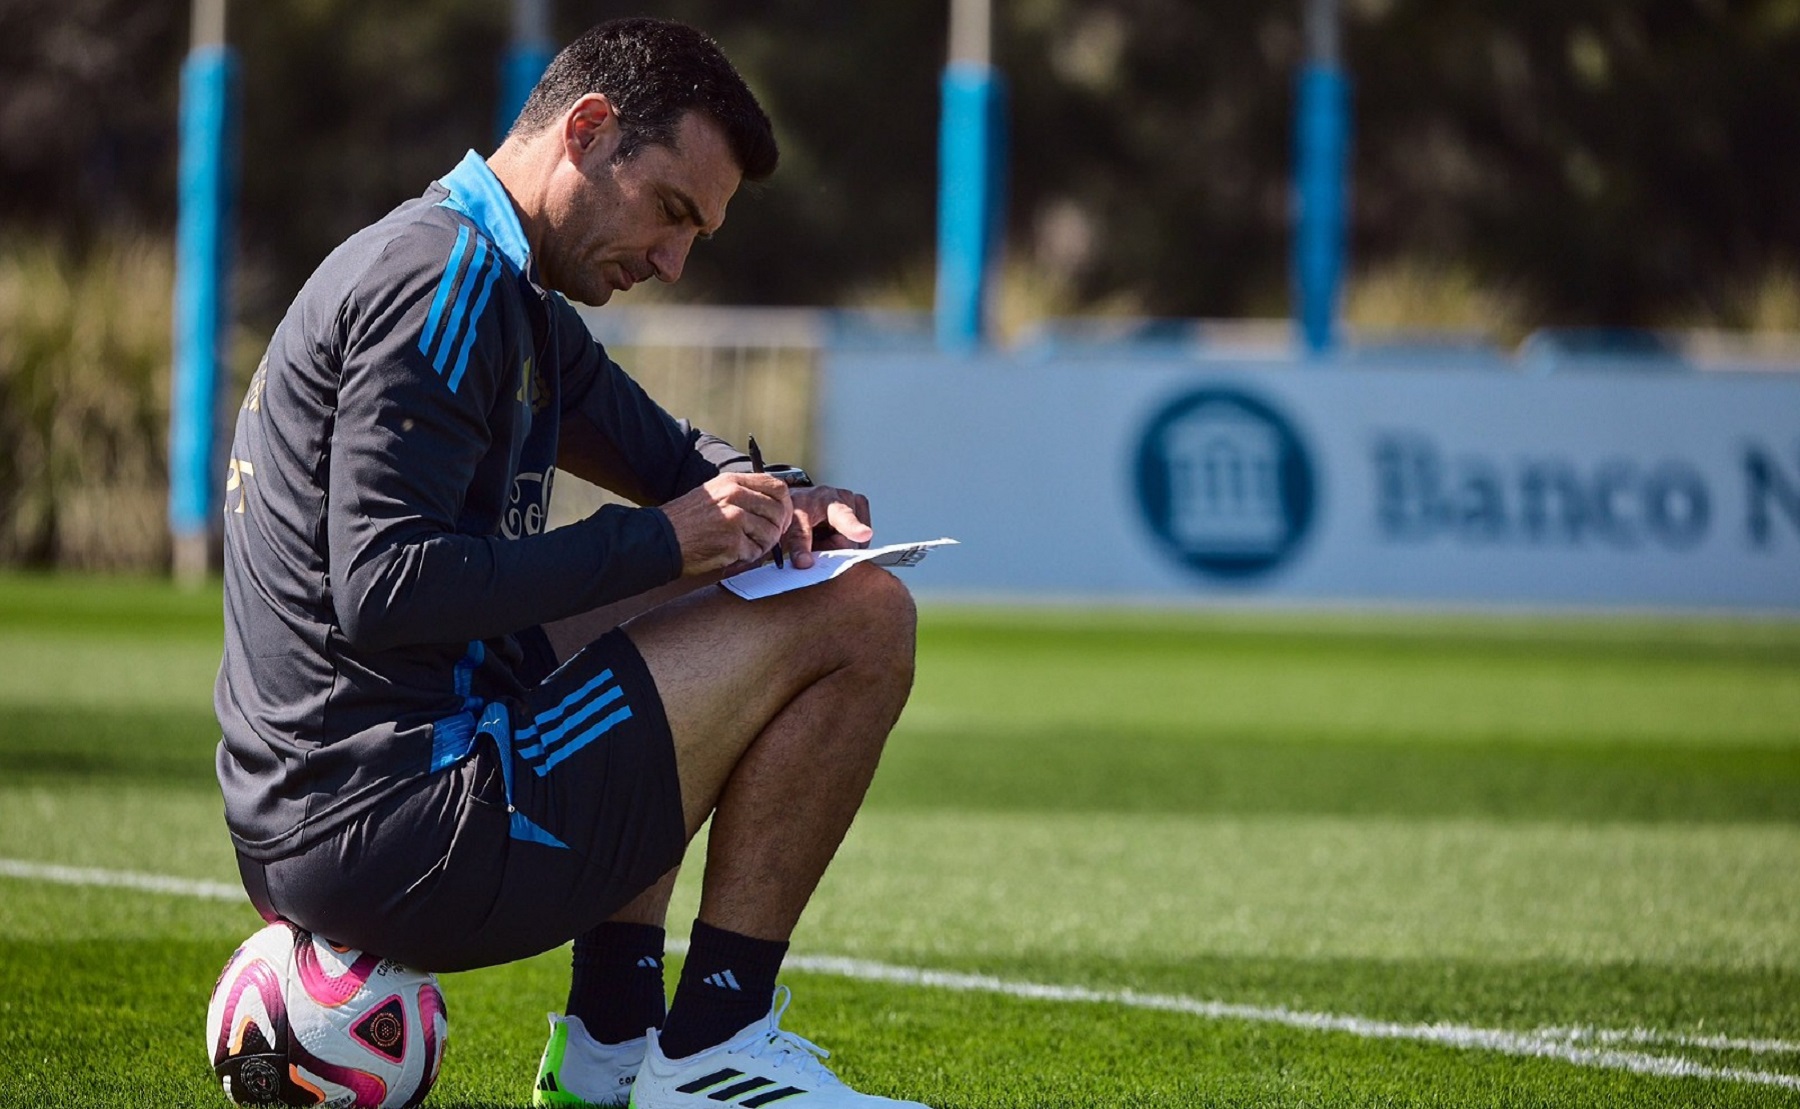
[823,563,917,674]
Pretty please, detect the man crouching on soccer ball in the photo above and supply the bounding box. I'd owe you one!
[214,17,923,1108]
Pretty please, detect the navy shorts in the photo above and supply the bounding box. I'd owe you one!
[236,628,687,972]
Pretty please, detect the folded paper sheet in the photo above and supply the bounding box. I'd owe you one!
[721,538,960,600]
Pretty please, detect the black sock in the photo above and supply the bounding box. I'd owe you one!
[658,920,789,1059]
[566,922,667,1044]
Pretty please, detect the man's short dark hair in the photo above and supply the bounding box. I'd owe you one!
[509,17,779,182]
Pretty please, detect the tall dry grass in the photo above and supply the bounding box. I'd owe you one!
[0,235,176,570]
[1717,267,1800,334]
[1342,257,1534,345]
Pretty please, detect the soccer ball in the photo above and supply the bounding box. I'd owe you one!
[205,922,448,1108]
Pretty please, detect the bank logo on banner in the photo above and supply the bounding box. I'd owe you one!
[1135,388,1316,579]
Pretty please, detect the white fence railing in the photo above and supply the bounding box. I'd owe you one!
[552,306,928,526]
[553,305,1799,531]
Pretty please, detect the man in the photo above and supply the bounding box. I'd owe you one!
[216,18,924,1109]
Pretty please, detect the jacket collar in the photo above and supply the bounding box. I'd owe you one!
[438,150,533,275]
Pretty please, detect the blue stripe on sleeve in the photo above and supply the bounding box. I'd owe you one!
[447,252,503,393]
[418,225,470,359]
[431,237,489,375]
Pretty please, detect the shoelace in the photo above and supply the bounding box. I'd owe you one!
[741,986,844,1089]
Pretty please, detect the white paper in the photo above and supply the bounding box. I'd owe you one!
[721,538,960,600]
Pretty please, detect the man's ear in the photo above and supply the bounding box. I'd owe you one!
[562,93,622,167]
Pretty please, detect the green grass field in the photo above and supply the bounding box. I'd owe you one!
[1,574,1798,1107]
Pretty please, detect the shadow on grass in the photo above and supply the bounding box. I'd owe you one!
[0,705,219,786]
[873,725,1800,823]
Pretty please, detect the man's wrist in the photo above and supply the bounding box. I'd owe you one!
[763,464,812,488]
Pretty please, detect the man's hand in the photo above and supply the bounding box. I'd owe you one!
[661,472,792,577]
[782,486,874,569]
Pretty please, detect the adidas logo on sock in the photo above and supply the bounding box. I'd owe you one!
[637,956,662,969]
[703,969,742,991]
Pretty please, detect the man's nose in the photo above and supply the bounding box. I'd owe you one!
[650,232,696,283]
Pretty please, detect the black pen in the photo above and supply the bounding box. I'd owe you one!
[748,435,784,568]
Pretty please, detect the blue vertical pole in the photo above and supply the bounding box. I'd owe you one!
[1293,0,1350,356]
[498,44,555,144]
[498,0,555,145]
[1294,66,1349,354]
[170,41,239,577]
[935,62,1006,352]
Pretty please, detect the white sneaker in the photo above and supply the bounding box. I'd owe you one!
[533,1013,647,1108]
[628,986,928,1108]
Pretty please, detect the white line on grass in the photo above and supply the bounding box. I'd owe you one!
[4,858,1795,1088]
[0,858,244,901]
[778,954,1800,1089]
[1529,1024,1800,1057]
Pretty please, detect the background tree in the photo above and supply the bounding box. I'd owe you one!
[1,0,1797,327]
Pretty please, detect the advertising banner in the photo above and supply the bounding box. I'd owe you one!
[821,352,1800,610]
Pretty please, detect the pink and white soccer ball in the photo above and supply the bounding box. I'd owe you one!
[205,922,448,1108]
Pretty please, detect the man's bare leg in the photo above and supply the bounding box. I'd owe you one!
[621,562,916,937]
[602,562,913,1067]
[549,558,914,929]
[540,562,913,1056]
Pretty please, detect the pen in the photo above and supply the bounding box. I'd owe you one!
[748,435,784,568]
